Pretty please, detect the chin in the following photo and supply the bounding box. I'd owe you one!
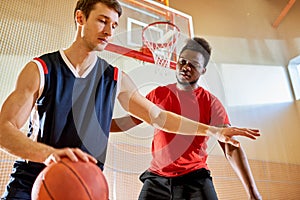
[180,77,191,83]
[94,45,106,52]
[178,79,190,85]
[176,75,188,84]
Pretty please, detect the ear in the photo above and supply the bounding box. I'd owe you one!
[75,10,85,25]
[200,67,207,75]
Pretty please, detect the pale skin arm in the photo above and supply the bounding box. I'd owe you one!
[0,62,97,165]
[116,72,260,147]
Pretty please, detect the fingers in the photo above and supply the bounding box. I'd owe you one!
[231,127,261,140]
[248,129,260,136]
[44,148,97,166]
[44,153,58,166]
[73,148,97,164]
[86,154,98,164]
[241,128,260,137]
[64,148,80,162]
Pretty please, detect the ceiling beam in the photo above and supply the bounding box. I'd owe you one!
[272,0,296,28]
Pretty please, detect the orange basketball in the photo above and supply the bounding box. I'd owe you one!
[31,158,109,200]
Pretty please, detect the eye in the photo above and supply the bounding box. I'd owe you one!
[178,57,201,69]
[112,23,118,29]
[178,58,187,65]
[98,19,106,24]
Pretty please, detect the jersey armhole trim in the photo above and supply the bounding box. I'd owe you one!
[33,57,48,74]
[115,67,122,98]
[32,59,45,99]
[114,67,118,81]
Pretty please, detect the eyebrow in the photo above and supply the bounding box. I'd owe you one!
[179,57,200,65]
[97,14,119,26]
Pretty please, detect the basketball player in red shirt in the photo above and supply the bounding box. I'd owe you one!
[111,37,262,200]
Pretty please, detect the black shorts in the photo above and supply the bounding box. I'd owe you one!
[1,160,45,200]
[138,168,218,200]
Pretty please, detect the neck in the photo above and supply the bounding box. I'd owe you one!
[176,78,199,91]
[64,43,97,72]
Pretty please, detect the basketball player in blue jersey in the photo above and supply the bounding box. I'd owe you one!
[0,0,260,199]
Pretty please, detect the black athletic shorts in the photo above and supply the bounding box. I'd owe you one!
[138,168,218,200]
[1,160,45,200]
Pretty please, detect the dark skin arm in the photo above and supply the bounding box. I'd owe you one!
[110,115,142,132]
[219,139,262,200]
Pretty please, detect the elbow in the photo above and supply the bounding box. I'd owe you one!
[0,121,6,142]
[149,109,180,133]
[224,143,248,163]
[224,142,240,159]
[149,108,167,129]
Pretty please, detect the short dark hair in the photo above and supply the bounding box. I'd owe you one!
[74,0,122,21]
[180,37,212,67]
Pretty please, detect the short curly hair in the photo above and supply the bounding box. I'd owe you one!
[180,37,212,67]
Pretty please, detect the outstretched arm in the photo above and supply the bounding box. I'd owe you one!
[117,72,260,146]
[219,139,262,200]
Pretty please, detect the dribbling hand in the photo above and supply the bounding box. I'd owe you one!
[43,147,97,166]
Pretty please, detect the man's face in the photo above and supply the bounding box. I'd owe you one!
[176,49,206,86]
[79,3,119,51]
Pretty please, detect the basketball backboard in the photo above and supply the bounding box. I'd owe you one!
[104,0,194,69]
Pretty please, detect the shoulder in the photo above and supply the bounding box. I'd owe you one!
[38,51,60,62]
[148,84,172,95]
[195,87,216,99]
[97,57,118,76]
[194,87,225,107]
[33,51,60,72]
[145,84,174,102]
[15,61,41,94]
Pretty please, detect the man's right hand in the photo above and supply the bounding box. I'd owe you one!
[43,147,97,166]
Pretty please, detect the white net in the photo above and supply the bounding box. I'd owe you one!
[142,22,180,68]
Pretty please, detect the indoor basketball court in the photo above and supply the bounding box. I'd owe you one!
[2,1,198,199]
[1,0,300,199]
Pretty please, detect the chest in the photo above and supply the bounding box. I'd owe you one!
[155,90,212,123]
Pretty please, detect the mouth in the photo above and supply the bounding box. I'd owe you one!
[179,72,191,79]
[98,37,108,44]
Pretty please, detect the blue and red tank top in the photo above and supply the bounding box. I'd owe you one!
[29,50,119,169]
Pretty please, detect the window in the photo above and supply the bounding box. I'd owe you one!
[220,64,293,106]
[288,55,300,100]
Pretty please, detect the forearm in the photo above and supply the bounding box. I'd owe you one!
[224,143,262,199]
[151,109,214,136]
[121,89,212,136]
[0,123,54,163]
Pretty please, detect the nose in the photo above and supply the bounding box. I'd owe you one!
[181,63,191,71]
[103,25,113,36]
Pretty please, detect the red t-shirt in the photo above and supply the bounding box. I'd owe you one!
[146,83,230,177]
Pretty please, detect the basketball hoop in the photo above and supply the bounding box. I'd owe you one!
[142,21,180,68]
